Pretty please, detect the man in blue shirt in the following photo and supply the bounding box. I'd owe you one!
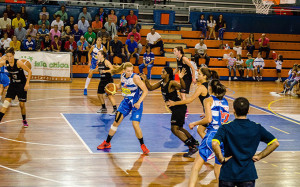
[125,35,139,66]
[22,35,36,51]
[72,24,84,42]
[139,45,154,79]
[76,36,89,65]
[212,97,279,187]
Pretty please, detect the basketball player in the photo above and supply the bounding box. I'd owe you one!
[141,67,198,157]
[0,47,32,127]
[167,67,219,139]
[84,37,106,95]
[92,50,117,115]
[97,62,150,154]
[173,46,196,116]
[0,56,10,105]
[188,79,229,186]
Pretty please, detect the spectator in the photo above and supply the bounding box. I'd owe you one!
[1,33,11,50]
[253,52,265,81]
[215,14,226,40]
[38,23,50,38]
[12,13,26,29]
[194,39,210,67]
[236,55,244,79]
[39,6,49,20]
[65,16,75,31]
[102,36,109,54]
[126,10,140,32]
[226,52,237,81]
[146,28,165,55]
[139,45,154,79]
[84,26,96,46]
[54,5,68,23]
[104,21,117,40]
[51,35,61,52]
[197,14,207,39]
[97,27,110,39]
[3,24,14,39]
[108,9,118,26]
[26,24,37,39]
[72,24,83,42]
[0,13,11,30]
[4,5,15,20]
[64,36,77,64]
[118,15,127,34]
[38,14,50,29]
[61,26,72,51]
[127,27,142,54]
[78,7,92,23]
[281,64,297,94]
[22,35,36,51]
[125,35,139,65]
[51,15,64,31]
[10,35,21,51]
[42,34,51,51]
[258,33,270,59]
[20,6,28,25]
[245,53,255,80]
[212,97,279,187]
[78,16,89,34]
[14,22,27,41]
[35,33,43,51]
[109,35,126,64]
[92,15,103,33]
[77,35,89,64]
[98,7,108,25]
[244,33,255,56]
[49,25,61,41]
[287,65,300,95]
[233,32,243,55]
[207,15,216,40]
[274,54,283,82]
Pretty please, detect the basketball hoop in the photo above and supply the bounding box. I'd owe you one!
[252,0,277,15]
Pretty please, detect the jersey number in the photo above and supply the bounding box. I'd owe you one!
[220,110,229,124]
[12,74,18,80]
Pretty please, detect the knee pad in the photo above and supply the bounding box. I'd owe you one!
[114,112,122,123]
[3,100,10,108]
[110,124,118,132]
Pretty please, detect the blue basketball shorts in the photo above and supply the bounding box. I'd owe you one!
[90,59,97,70]
[117,97,143,122]
[0,73,10,87]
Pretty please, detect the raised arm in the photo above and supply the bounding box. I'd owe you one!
[140,73,162,91]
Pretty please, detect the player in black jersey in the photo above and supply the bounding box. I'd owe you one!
[141,67,198,157]
[92,50,117,115]
[167,67,219,139]
[0,47,32,127]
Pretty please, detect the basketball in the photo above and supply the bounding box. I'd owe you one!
[105,83,117,95]
[20,59,32,70]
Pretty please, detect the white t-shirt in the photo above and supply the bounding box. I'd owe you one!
[236,59,244,66]
[275,60,282,70]
[1,38,11,49]
[51,20,64,31]
[146,32,161,44]
[0,17,11,29]
[195,43,207,54]
[207,20,216,28]
[253,58,265,67]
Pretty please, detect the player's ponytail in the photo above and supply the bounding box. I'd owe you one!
[210,79,226,100]
[175,46,184,55]
[164,66,174,80]
[200,67,219,80]
[111,62,133,74]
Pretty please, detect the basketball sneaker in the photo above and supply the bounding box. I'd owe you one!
[141,144,150,154]
[84,88,87,96]
[97,108,107,113]
[97,140,111,149]
[183,147,198,158]
[110,109,117,116]
[23,120,28,128]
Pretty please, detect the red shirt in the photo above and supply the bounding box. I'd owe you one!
[64,41,77,51]
[126,15,138,25]
[127,32,141,42]
[258,37,270,46]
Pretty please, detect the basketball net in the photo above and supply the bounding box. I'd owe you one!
[252,0,277,15]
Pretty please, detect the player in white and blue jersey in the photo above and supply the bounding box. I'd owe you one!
[253,52,265,81]
[97,62,150,154]
[0,56,10,104]
[189,79,229,186]
[83,37,105,95]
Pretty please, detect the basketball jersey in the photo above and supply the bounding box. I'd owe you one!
[6,59,26,84]
[98,59,112,80]
[91,44,103,61]
[198,82,209,107]
[121,73,142,100]
[206,95,229,132]
[0,66,9,75]
[160,80,181,102]
[177,56,192,80]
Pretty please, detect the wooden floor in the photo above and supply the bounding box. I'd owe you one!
[0,78,299,187]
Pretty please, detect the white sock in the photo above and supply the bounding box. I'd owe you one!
[85,78,91,89]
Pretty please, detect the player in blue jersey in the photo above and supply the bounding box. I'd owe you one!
[97,62,150,154]
[188,79,229,186]
[0,56,10,105]
[83,37,106,95]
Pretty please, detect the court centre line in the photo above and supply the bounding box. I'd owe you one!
[270,126,290,134]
